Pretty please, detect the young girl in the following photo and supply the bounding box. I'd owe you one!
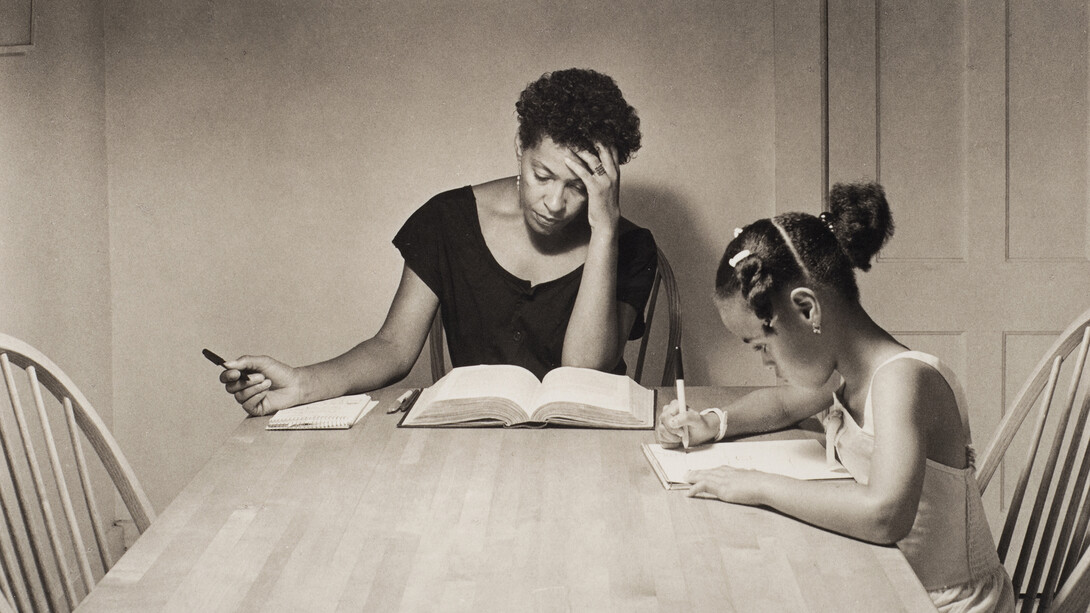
[657,182,1014,612]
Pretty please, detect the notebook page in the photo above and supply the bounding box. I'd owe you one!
[266,394,376,430]
[644,439,851,484]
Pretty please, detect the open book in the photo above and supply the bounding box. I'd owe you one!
[399,365,654,429]
[266,393,377,430]
[642,439,851,489]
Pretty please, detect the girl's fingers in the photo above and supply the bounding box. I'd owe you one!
[667,411,705,430]
[686,480,707,498]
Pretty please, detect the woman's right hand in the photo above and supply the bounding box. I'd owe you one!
[655,399,723,448]
[220,355,303,417]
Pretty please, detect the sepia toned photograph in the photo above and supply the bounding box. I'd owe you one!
[2,1,1088,611]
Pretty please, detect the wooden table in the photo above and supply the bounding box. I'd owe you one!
[78,387,935,612]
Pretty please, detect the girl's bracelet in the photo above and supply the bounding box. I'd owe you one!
[699,407,728,442]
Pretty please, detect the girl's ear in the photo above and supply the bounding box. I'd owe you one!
[789,287,821,329]
[514,135,524,160]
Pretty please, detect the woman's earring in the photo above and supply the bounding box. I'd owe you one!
[812,323,821,335]
[516,174,521,194]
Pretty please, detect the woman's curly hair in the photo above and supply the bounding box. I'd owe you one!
[516,68,641,164]
[715,181,895,322]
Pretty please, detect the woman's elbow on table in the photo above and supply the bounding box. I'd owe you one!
[560,350,623,373]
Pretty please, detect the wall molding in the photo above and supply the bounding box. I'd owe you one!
[0,0,34,56]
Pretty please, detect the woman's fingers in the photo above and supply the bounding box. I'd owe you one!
[233,378,272,405]
[594,142,619,177]
[243,392,269,417]
[570,143,617,180]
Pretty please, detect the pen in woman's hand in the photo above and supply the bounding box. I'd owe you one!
[202,348,251,384]
[675,345,689,450]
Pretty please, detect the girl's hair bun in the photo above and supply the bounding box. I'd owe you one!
[826,181,894,271]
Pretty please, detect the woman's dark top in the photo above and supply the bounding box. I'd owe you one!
[393,185,658,379]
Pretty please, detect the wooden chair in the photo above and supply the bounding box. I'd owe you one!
[0,333,155,612]
[977,307,1090,613]
[428,246,682,386]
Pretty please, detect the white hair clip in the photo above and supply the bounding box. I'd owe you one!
[733,227,744,238]
[728,249,752,268]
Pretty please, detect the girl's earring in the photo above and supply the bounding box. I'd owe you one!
[812,322,821,335]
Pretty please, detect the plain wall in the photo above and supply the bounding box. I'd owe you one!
[104,1,785,511]
[1,2,112,427]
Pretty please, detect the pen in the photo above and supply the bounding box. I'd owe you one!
[676,345,689,450]
[398,388,422,413]
[387,389,415,414]
[202,348,251,384]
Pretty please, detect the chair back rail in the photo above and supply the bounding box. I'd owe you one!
[634,246,682,387]
[0,333,155,610]
[977,307,1090,613]
[428,246,682,387]
[1051,552,1090,613]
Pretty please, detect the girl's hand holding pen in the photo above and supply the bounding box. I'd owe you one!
[655,399,722,448]
[219,355,300,417]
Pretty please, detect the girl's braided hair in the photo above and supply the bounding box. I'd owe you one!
[715,181,894,322]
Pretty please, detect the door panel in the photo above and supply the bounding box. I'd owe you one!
[824,1,1090,529]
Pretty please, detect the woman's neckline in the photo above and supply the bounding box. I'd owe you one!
[466,182,586,289]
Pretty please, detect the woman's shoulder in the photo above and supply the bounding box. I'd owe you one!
[394,185,478,248]
[402,185,476,226]
[617,216,657,256]
[470,177,520,220]
[617,216,655,241]
[418,185,475,212]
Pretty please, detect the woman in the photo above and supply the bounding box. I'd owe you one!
[221,68,657,416]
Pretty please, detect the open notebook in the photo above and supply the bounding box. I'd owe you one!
[266,393,378,430]
[642,439,851,489]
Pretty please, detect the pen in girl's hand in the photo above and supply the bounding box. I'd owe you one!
[202,348,251,384]
[676,345,689,450]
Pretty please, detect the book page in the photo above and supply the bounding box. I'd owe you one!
[643,440,851,486]
[406,364,542,424]
[530,366,634,416]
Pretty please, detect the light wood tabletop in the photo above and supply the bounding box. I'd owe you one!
[77,387,935,612]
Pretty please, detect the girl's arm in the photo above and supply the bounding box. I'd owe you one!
[561,143,631,370]
[687,361,933,544]
[222,264,438,416]
[657,380,835,447]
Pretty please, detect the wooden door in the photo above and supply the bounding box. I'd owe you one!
[823,0,1090,523]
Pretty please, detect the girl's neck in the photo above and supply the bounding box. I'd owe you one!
[832,304,908,409]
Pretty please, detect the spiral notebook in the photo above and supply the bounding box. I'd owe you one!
[266,393,377,430]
